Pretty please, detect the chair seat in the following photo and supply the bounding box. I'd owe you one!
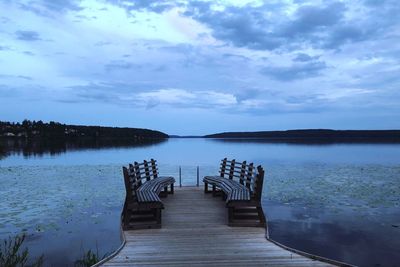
[136,189,161,203]
[137,176,175,203]
[220,179,251,202]
[203,175,225,186]
[204,176,250,202]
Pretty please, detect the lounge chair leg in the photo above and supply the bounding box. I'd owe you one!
[155,208,162,225]
[257,207,266,226]
[164,186,168,197]
[228,207,234,225]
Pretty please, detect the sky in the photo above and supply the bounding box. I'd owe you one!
[0,0,399,135]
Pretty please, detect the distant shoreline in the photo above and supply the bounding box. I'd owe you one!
[202,129,400,143]
[2,120,400,144]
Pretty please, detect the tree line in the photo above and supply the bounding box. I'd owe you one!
[0,120,168,158]
[0,120,168,141]
[205,129,400,143]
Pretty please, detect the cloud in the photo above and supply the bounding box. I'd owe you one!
[241,99,269,109]
[184,1,398,51]
[19,0,83,17]
[66,85,239,110]
[104,60,144,71]
[317,88,375,101]
[0,74,32,81]
[153,65,168,72]
[137,89,195,107]
[364,0,391,6]
[293,53,320,62]
[62,83,326,114]
[15,30,41,41]
[40,0,82,12]
[282,2,345,37]
[107,0,178,13]
[1,16,10,24]
[199,91,237,106]
[22,51,35,56]
[185,2,284,50]
[136,88,237,109]
[221,53,250,62]
[323,25,372,49]
[0,45,11,51]
[67,83,125,104]
[94,41,112,47]
[261,61,327,81]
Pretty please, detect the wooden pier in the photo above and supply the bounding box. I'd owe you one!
[101,187,334,266]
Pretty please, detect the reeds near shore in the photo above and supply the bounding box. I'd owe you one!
[0,234,43,267]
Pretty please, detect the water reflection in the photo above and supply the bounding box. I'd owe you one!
[0,138,167,158]
[266,200,400,267]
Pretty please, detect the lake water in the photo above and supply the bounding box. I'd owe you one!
[1,138,399,266]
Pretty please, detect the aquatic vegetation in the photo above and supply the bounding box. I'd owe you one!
[264,163,400,212]
[0,234,43,267]
[0,165,124,234]
[74,248,107,267]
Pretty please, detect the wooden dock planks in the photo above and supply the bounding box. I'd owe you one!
[102,187,332,267]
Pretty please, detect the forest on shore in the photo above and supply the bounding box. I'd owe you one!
[205,129,400,143]
[0,120,167,140]
[0,120,168,157]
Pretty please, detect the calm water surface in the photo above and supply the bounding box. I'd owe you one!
[1,138,399,266]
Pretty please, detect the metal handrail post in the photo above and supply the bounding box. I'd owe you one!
[179,166,182,187]
[196,166,199,187]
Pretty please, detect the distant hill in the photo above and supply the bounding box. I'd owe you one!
[169,135,202,138]
[204,129,400,143]
[0,120,168,140]
[0,120,169,157]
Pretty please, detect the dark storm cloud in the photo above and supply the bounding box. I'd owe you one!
[15,30,41,41]
[261,61,327,81]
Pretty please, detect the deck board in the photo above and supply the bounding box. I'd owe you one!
[102,187,332,267]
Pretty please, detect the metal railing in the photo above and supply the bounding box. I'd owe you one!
[178,166,200,187]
